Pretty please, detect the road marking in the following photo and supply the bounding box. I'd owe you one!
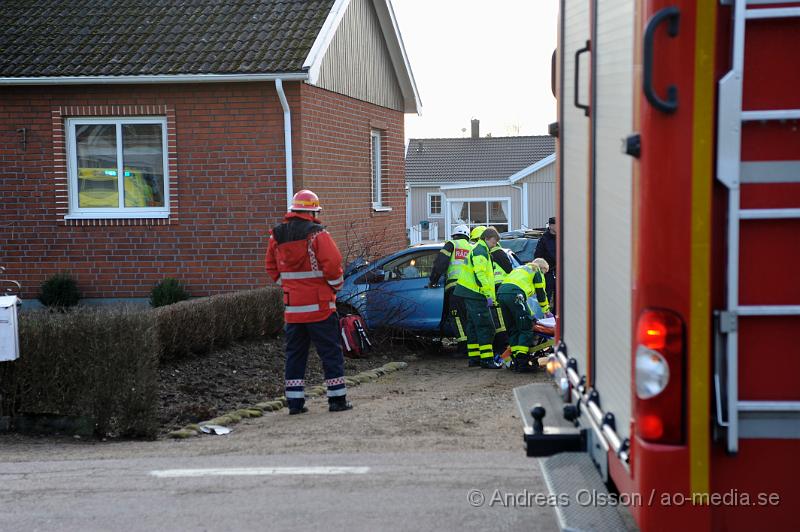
[149,466,370,478]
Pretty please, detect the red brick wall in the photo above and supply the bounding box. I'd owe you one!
[0,81,406,300]
[0,82,293,299]
[296,83,406,265]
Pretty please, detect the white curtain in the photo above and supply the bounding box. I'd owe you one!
[449,201,464,223]
[496,200,509,223]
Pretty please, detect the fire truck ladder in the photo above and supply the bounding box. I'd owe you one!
[715,0,800,453]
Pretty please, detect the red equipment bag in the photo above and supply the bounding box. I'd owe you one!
[340,314,372,359]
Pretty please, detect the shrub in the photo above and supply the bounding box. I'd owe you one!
[38,273,81,308]
[150,278,190,307]
[155,287,283,362]
[0,307,159,438]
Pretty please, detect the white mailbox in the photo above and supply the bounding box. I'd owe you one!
[0,295,20,362]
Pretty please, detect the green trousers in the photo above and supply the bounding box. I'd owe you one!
[463,296,496,360]
[497,287,534,358]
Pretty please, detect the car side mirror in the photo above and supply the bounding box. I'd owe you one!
[365,269,386,283]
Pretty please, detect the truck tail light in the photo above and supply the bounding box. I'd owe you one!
[634,309,685,444]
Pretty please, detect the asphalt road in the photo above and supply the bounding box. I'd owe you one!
[0,451,559,532]
[0,357,561,531]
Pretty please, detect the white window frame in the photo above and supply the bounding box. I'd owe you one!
[445,197,511,236]
[427,192,443,218]
[65,117,170,219]
[370,129,391,212]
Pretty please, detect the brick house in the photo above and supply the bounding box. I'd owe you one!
[0,0,419,304]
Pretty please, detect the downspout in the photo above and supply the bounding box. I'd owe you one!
[275,78,294,209]
[510,183,529,230]
[522,182,529,229]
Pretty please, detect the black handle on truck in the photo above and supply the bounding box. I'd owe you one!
[643,6,680,114]
[574,40,591,116]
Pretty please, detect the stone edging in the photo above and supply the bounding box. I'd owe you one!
[167,361,408,439]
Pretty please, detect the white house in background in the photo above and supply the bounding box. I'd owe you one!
[405,125,556,242]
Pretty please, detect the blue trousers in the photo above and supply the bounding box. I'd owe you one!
[284,313,347,410]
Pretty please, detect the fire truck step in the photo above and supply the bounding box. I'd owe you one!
[738,401,800,439]
[738,208,800,220]
[741,108,800,121]
[745,7,800,20]
[740,161,800,184]
[514,383,585,457]
[539,452,632,532]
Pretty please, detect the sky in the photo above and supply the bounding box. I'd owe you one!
[391,0,559,142]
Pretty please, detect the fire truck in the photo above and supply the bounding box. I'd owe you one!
[514,1,800,530]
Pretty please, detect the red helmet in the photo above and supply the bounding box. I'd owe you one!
[290,189,322,212]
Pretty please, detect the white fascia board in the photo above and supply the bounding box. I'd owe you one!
[303,0,352,85]
[407,182,444,188]
[377,0,422,114]
[0,73,308,85]
[508,153,556,184]
[440,180,509,191]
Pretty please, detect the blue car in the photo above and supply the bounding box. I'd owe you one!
[336,243,521,336]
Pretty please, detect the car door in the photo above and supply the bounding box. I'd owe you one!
[364,249,443,332]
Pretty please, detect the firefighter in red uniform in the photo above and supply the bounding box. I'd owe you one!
[265,190,352,415]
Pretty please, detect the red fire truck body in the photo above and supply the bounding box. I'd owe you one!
[533,0,800,529]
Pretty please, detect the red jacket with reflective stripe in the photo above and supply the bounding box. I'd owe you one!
[265,212,344,323]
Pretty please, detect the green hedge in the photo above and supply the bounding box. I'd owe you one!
[0,307,159,438]
[0,287,285,438]
[155,287,283,361]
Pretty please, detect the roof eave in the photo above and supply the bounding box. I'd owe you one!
[0,72,309,86]
[508,153,556,184]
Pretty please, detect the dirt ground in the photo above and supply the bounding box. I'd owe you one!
[158,334,429,433]
[0,341,549,458]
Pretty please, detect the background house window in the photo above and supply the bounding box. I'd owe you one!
[427,193,443,217]
[448,199,510,235]
[67,117,168,218]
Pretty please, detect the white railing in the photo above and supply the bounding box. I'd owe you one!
[409,223,439,245]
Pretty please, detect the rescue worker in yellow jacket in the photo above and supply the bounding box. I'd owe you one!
[497,258,551,372]
[428,224,471,352]
[470,225,513,359]
[455,226,502,369]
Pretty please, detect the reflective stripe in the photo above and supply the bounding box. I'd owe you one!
[325,377,346,387]
[280,271,324,280]
[285,391,305,398]
[327,276,344,286]
[286,303,322,313]
[285,379,305,387]
[285,302,337,313]
[327,388,347,397]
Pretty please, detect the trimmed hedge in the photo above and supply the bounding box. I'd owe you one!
[0,307,159,438]
[0,287,285,438]
[155,287,283,361]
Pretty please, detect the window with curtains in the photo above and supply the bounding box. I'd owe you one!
[66,117,168,218]
[448,199,510,235]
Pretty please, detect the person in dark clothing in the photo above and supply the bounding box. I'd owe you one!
[429,224,471,351]
[534,216,557,311]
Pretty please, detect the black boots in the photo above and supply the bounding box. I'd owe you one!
[468,357,481,368]
[329,396,353,412]
[289,406,308,415]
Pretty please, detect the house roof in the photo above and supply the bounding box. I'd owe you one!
[0,0,335,78]
[405,135,556,185]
